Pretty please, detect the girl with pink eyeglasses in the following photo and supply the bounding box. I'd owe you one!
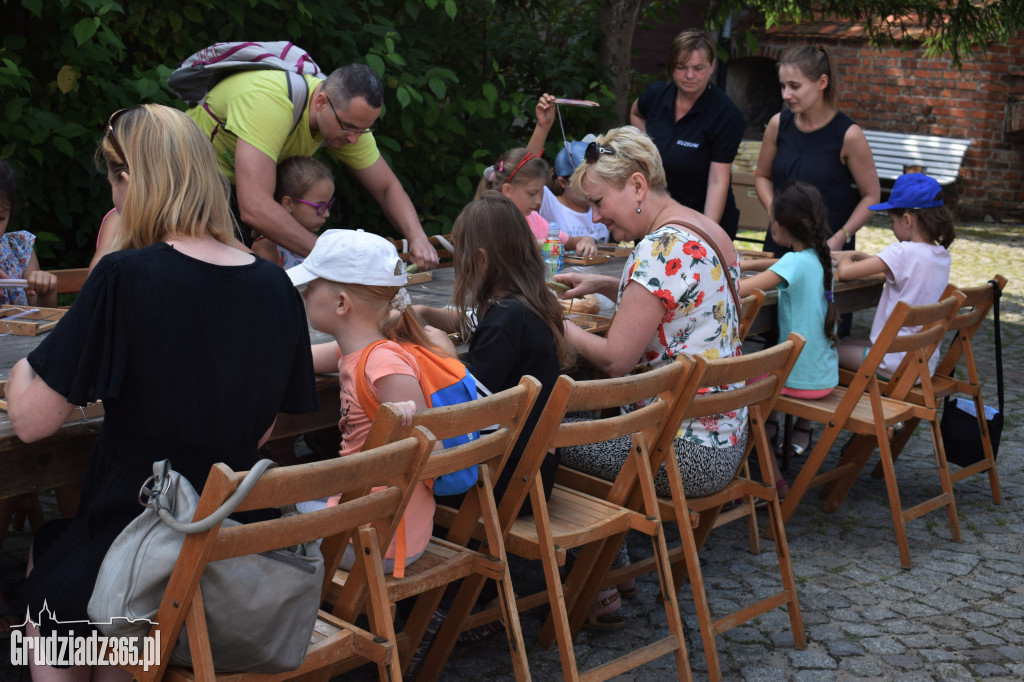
[254,156,335,268]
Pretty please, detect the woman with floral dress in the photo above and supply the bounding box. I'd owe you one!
[554,125,746,502]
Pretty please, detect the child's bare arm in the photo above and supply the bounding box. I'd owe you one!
[739,269,784,297]
[252,238,280,264]
[738,257,778,273]
[24,252,57,307]
[412,304,460,332]
[310,341,340,374]
[526,93,557,156]
[834,252,889,280]
[376,374,429,412]
[566,235,597,258]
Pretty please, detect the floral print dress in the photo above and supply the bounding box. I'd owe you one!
[560,223,748,500]
[0,231,35,306]
[620,223,746,447]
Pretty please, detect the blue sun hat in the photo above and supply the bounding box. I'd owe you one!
[554,134,598,178]
[869,173,944,210]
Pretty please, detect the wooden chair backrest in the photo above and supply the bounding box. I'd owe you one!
[738,289,765,342]
[499,359,690,532]
[652,334,805,475]
[871,295,962,405]
[147,431,434,680]
[932,275,1006,378]
[365,376,541,484]
[358,377,541,566]
[53,268,90,296]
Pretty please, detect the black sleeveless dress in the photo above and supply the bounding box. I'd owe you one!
[764,109,861,256]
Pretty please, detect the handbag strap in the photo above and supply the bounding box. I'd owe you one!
[144,459,277,534]
[989,279,1003,413]
[656,217,741,311]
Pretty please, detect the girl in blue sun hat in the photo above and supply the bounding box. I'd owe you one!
[527,94,610,243]
[832,173,956,377]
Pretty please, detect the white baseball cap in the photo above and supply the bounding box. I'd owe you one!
[287,229,407,288]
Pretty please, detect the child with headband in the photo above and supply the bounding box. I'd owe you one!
[478,145,598,257]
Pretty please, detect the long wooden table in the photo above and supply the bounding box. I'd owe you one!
[0,257,883,501]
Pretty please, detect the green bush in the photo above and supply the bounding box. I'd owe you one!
[0,0,614,267]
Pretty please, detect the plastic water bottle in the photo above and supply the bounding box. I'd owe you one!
[542,223,563,281]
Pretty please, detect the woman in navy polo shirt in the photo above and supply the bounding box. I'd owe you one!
[630,29,745,238]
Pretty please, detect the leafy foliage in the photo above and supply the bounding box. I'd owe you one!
[0,0,611,266]
[707,0,1024,67]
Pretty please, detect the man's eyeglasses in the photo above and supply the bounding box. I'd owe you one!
[294,197,336,217]
[105,109,131,172]
[325,94,375,136]
[584,141,616,164]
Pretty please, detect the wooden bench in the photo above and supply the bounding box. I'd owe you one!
[863,130,971,187]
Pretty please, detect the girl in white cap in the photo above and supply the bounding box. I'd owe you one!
[833,173,956,377]
[288,229,438,575]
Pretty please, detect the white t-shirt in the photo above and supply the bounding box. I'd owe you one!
[540,186,609,242]
[870,241,951,377]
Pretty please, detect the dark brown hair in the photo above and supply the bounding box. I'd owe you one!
[452,192,572,366]
[772,181,840,349]
[888,205,956,249]
[274,156,334,203]
[778,45,839,110]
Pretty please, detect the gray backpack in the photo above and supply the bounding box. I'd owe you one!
[168,41,324,134]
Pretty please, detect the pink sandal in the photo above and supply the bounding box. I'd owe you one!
[585,587,626,630]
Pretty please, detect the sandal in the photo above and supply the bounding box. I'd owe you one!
[775,422,814,459]
[617,580,638,600]
[755,479,789,509]
[584,587,626,631]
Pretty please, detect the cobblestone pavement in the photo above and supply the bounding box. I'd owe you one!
[2,223,1021,681]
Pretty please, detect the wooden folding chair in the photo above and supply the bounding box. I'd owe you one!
[777,295,964,569]
[424,360,692,682]
[559,335,807,682]
[871,275,1005,503]
[325,377,541,680]
[126,432,434,682]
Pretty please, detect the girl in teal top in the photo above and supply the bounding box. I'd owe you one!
[740,181,840,476]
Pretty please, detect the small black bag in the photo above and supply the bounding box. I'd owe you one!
[940,280,1003,468]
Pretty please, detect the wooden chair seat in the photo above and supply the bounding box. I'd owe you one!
[165,614,390,682]
[330,535,504,604]
[504,484,646,562]
[783,386,917,433]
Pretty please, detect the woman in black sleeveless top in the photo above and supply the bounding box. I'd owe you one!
[755,46,879,257]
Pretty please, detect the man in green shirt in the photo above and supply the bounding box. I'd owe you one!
[188,64,438,269]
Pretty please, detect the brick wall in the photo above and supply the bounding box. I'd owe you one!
[749,32,1024,220]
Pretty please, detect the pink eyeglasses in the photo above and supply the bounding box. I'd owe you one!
[294,197,335,216]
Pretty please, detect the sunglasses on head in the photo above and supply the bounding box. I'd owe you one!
[584,141,616,164]
[105,108,131,172]
[294,197,336,217]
